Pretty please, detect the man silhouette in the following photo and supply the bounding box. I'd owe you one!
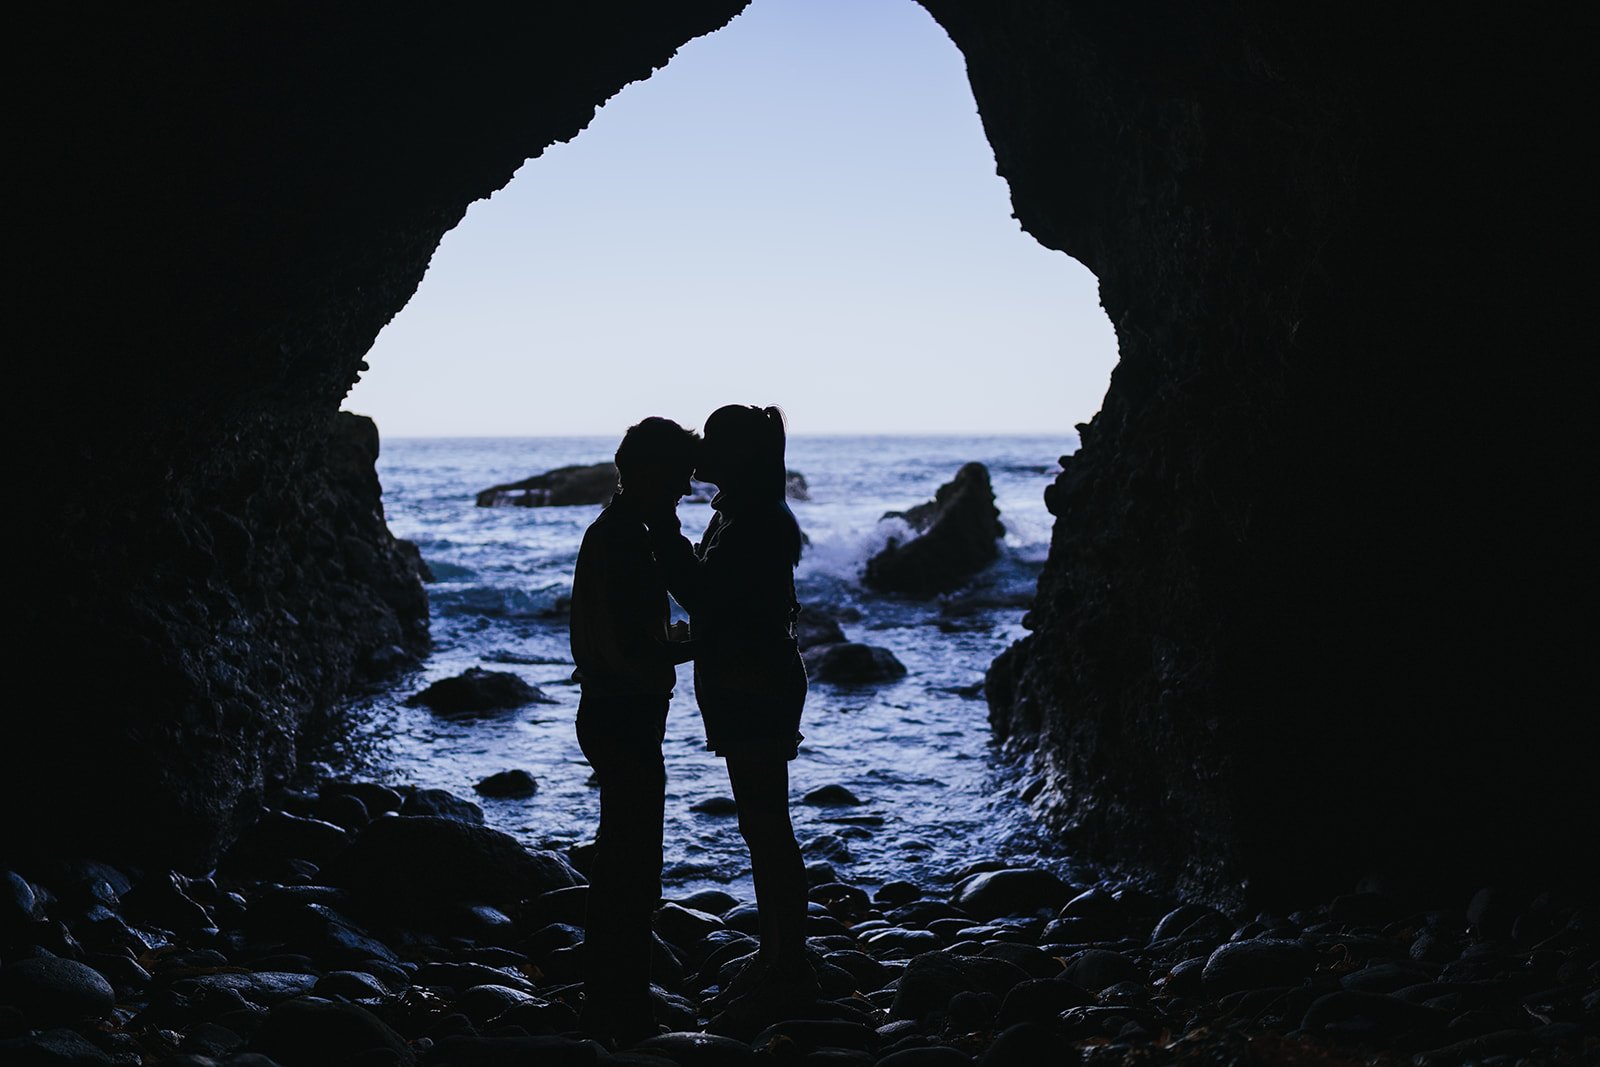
[568,416,698,1045]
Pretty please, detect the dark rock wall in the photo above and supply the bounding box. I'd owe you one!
[919,2,1594,902]
[12,5,748,866]
[10,3,1591,898]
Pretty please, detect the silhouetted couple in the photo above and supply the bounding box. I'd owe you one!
[568,404,811,1046]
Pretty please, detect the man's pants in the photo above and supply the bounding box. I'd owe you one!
[575,690,669,1030]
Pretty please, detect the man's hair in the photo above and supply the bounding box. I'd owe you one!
[614,417,699,479]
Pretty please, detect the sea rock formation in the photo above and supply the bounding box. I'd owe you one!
[476,463,810,506]
[405,668,554,716]
[865,463,1004,595]
[13,1,1594,908]
[803,642,909,686]
[475,463,618,507]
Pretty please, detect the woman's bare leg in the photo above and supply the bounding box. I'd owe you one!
[726,755,808,970]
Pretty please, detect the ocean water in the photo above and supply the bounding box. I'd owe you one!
[321,435,1092,897]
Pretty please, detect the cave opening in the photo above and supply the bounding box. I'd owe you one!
[329,0,1123,899]
[344,0,1118,438]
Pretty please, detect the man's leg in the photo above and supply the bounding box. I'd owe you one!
[577,695,667,1041]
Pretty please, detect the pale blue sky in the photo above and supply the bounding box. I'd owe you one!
[344,0,1118,436]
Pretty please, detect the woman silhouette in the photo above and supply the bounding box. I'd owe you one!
[644,404,813,1010]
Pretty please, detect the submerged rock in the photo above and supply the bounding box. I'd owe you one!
[803,642,907,685]
[864,463,1004,596]
[796,607,849,650]
[803,784,863,807]
[405,667,554,715]
[474,769,539,798]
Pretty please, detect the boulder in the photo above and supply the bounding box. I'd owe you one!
[864,463,1004,596]
[796,607,848,650]
[1201,938,1317,995]
[0,958,115,1026]
[405,667,553,715]
[950,868,1071,919]
[803,642,907,685]
[251,998,415,1066]
[399,787,485,824]
[802,784,863,807]
[323,815,582,912]
[1060,949,1144,991]
[473,769,539,798]
[476,462,618,507]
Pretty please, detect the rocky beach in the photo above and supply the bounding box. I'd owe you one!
[3,787,1594,1065]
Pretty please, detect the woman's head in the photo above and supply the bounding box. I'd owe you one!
[697,404,788,497]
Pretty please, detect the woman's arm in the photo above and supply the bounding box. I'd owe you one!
[646,510,724,614]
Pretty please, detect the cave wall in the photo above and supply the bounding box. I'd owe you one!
[11,4,749,866]
[918,1,1594,902]
[10,3,1591,897]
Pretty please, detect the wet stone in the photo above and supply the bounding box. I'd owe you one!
[655,903,725,948]
[875,882,921,907]
[807,861,840,887]
[455,983,537,1023]
[802,642,908,685]
[638,1030,759,1064]
[950,869,1070,920]
[1061,949,1144,992]
[677,889,739,915]
[251,998,415,1066]
[1301,989,1449,1038]
[0,1028,115,1065]
[866,928,942,955]
[977,1021,1070,1066]
[399,786,485,824]
[405,667,552,716]
[315,791,372,830]
[977,943,1060,980]
[1150,903,1229,942]
[176,971,319,1007]
[691,796,739,816]
[753,1018,878,1052]
[1201,938,1317,996]
[890,951,978,1022]
[877,1048,974,1067]
[1341,961,1432,993]
[997,978,1093,1027]
[313,970,389,1001]
[473,769,539,798]
[0,957,115,1027]
[323,780,405,817]
[803,835,852,862]
[803,785,863,807]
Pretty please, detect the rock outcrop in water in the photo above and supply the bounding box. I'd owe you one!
[13,2,1594,910]
[477,463,810,506]
[865,463,1004,596]
[476,463,619,507]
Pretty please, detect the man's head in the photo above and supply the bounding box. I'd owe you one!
[615,417,699,510]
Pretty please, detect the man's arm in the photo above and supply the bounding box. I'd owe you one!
[645,509,709,613]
